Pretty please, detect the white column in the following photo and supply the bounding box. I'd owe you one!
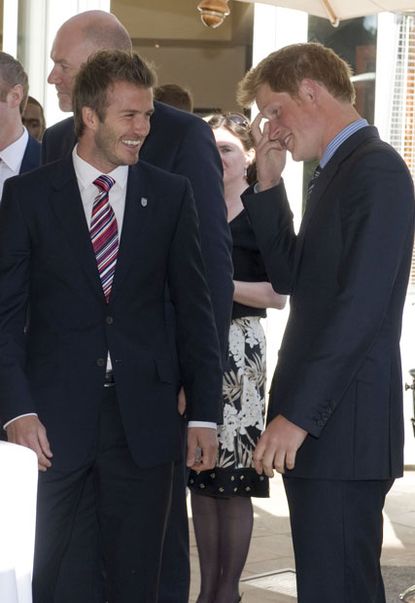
[374,12,399,141]
[251,5,308,371]
[252,5,308,232]
[2,0,19,57]
[16,0,110,128]
[17,0,48,106]
[253,5,308,68]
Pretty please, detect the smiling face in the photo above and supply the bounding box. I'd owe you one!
[48,26,96,112]
[213,126,252,188]
[80,80,154,173]
[256,81,324,162]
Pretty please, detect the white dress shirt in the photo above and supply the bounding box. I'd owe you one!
[0,127,28,200]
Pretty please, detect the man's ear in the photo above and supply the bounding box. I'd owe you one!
[81,106,98,132]
[299,78,320,103]
[6,84,24,109]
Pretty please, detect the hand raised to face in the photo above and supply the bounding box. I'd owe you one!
[251,113,287,192]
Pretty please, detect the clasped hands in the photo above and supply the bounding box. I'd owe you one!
[251,113,287,192]
[253,414,308,476]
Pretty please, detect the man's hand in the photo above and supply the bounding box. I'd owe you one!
[251,113,287,191]
[177,386,186,415]
[186,426,218,471]
[253,414,307,476]
[6,416,53,472]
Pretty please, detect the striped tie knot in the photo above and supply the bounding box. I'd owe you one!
[94,174,115,194]
[306,164,321,203]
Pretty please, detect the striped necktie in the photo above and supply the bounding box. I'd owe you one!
[90,175,118,303]
[306,164,321,205]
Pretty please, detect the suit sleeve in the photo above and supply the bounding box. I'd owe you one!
[242,181,297,294]
[0,180,35,426]
[167,179,224,423]
[171,117,234,362]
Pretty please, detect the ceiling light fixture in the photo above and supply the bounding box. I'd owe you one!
[197,0,231,28]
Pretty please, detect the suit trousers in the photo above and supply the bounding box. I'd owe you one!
[55,431,191,603]
[54,472,104,603]
[32,386,174,603]
[283,476,394,603]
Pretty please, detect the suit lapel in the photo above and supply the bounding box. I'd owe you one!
[48,157,105,301]
[110,163,152,301]
[293,126,381,274]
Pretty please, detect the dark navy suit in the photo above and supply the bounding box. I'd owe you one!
[0,156,223,602]
[0,134,40,441]
[41,102,233,602]
[242,126,415,602]
[42,103,233,367]
[20,134,41,174]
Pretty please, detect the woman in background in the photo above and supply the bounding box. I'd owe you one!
[189,113,287,603]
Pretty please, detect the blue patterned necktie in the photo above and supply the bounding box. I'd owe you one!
[306,165,321,205]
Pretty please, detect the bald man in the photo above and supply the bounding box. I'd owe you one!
[42,11,233,603]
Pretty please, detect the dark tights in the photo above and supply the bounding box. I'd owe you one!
[190,491,253,603]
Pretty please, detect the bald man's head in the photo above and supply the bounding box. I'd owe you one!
[48,10,132,112]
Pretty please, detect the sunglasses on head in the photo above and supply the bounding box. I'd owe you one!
[205,112,250,129]
[224,112,250,128]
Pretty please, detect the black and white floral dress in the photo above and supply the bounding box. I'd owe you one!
[189,210,270,498]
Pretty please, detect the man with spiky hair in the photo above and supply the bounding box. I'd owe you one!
[42,11,233,603]
[0,49,222,603]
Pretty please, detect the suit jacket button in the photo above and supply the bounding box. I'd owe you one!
[106,316,114,325]
[96,358,106,367]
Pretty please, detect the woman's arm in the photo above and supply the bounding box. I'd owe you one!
[233,280,287,310]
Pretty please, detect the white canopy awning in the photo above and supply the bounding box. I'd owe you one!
[235,0,415,25]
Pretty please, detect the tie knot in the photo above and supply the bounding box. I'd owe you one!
[311,164,321,182]
[306,164,322,201]
[94,174,115,194]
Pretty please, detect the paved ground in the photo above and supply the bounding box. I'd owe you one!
[188,470,415,602]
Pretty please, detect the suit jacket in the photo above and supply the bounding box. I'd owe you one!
[41,102,233,361]
[20,134,41,174]
[0,156,223,472]
[242,126,415,480]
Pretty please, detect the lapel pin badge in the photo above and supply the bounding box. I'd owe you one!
[140,197,148,207]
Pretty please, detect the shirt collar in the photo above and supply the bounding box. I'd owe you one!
[72,144,129,192]
[320,118,368,168]
[0,127,29,171]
